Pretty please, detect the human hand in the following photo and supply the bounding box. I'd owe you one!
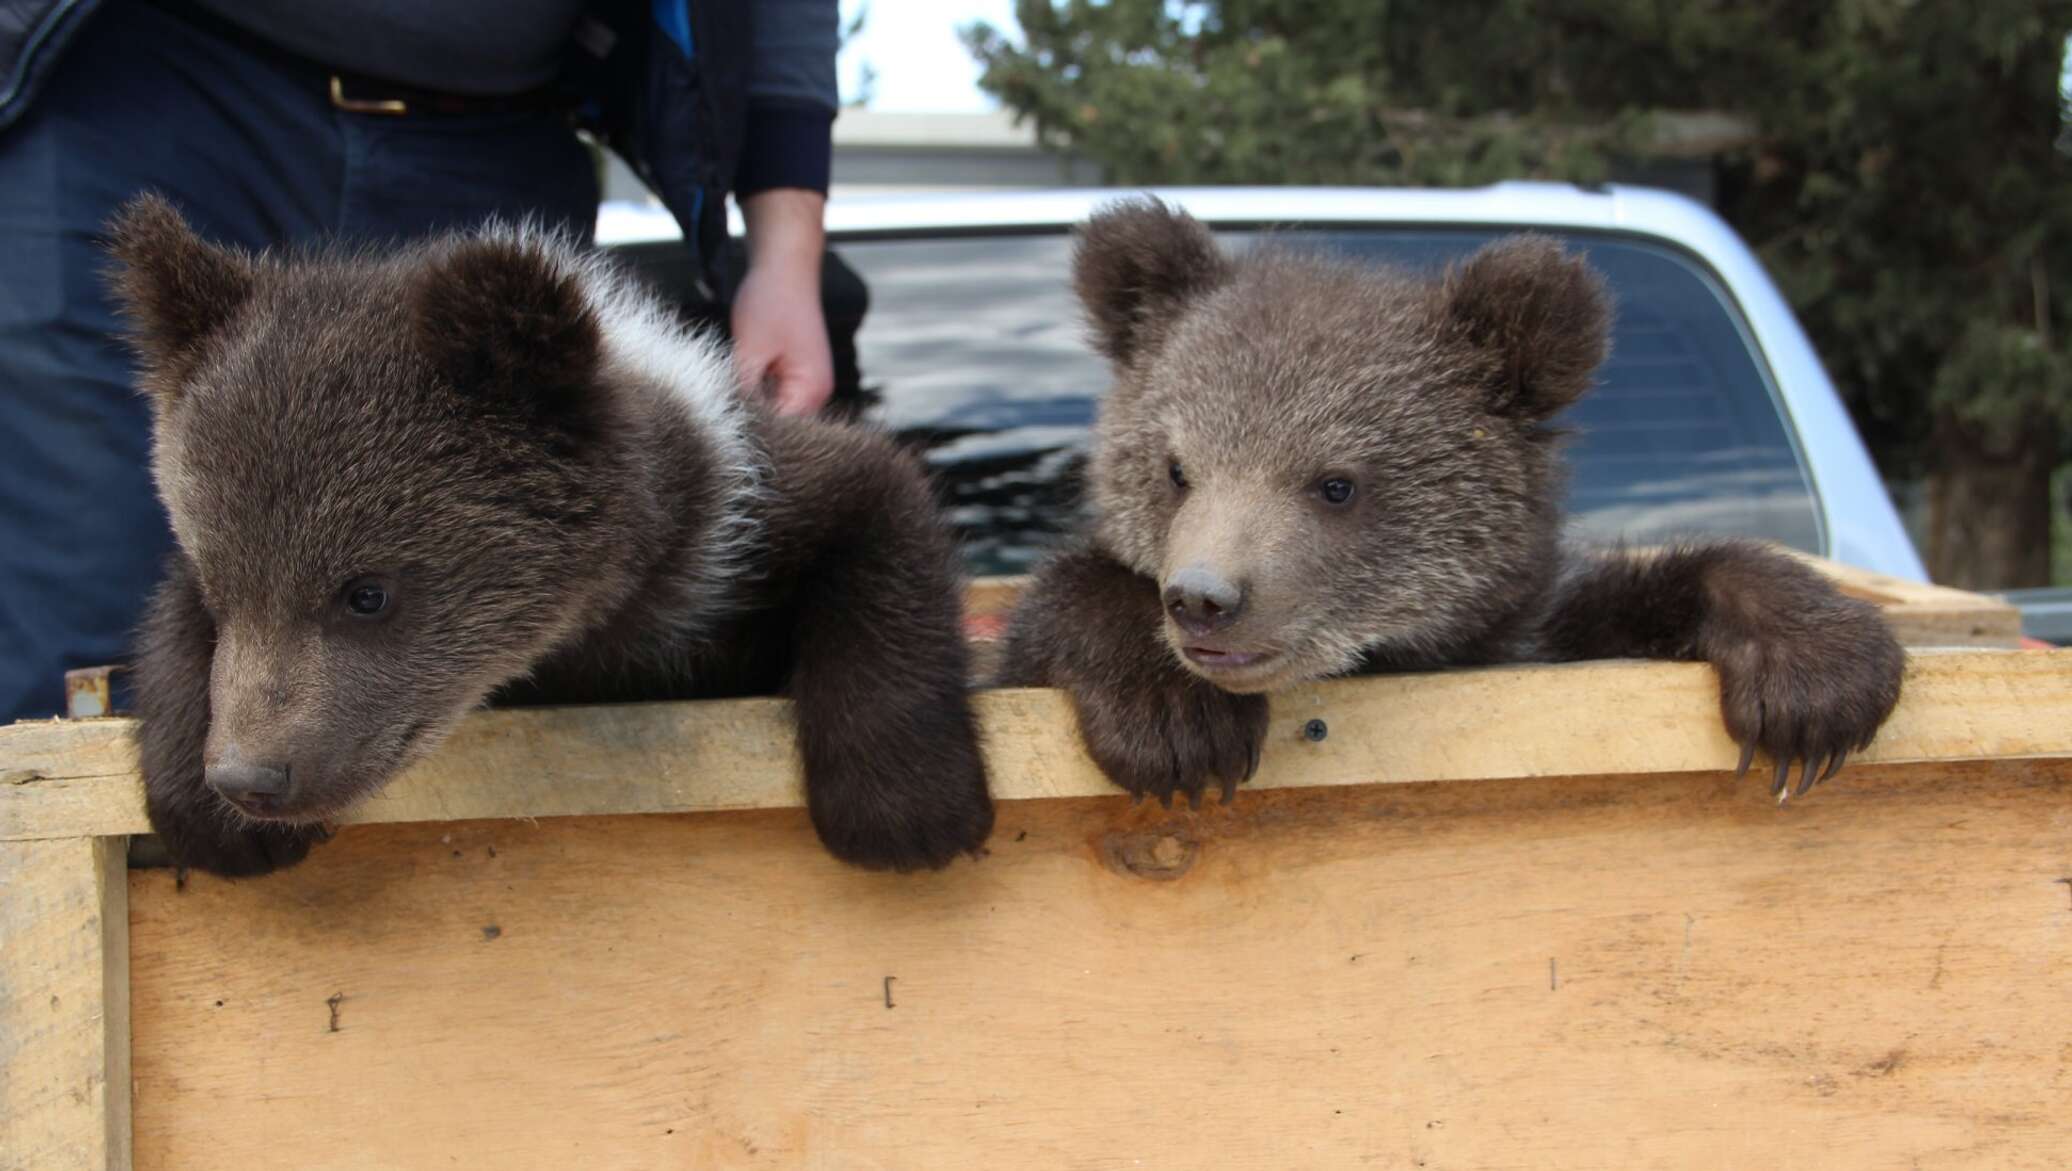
[734,188,834,416]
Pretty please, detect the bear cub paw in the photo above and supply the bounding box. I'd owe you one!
[1713,601,1905,803]
[1070,673,1269,808]
[150,800,328,879]
[806,747,996,873]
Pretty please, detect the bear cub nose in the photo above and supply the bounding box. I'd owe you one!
[206,755,292,815]
[1163,566,1245,636]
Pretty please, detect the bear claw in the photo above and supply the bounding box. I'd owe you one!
[1741,736,1868,806]
[1734,728,1879,805]
[1714,606,1902,805]
[1066,671,1266,808]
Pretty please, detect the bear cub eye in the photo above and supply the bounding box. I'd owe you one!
[1318,477,1357,506]
[1168,460,1189,491]
[342,578,393,619]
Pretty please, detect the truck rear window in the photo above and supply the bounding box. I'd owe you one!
[829,228,1821,577]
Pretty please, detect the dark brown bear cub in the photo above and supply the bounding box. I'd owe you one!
[1000,198,1904,806]
[110,195,992,877]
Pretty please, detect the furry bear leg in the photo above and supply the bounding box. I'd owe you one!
[777,440,996,870]
[998,547,1267,807]
[1538,541,1905,798]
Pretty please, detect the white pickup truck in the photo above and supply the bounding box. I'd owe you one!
[603,182,1930,583]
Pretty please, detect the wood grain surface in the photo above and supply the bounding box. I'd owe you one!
[125,759,2072,1169]
[1,836,130,1171]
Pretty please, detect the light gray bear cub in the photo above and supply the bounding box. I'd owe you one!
[1000,198,1904,806]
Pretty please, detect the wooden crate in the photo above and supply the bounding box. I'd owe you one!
[3,567,2065,1170]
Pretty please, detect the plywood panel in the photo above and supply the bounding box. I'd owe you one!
[130,760,2072,1170]
[1800,557,2024,648]
[1,836,131,1171]
[8,649,2069,842]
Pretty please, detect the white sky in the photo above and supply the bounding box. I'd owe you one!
[836,0,1017,112]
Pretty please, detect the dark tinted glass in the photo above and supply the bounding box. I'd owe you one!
[829,228,1821,576]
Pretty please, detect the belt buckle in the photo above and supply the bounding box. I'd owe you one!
[329,75,407,116]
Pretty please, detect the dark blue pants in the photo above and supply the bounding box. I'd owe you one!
[0,0,598,720]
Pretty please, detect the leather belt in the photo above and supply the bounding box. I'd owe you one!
[151,0,572,118]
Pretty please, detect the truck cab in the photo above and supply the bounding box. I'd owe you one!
[604,183,1928,582]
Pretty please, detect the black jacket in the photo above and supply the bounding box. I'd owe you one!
[0,0,832,294]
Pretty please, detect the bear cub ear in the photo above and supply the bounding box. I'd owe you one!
[1073,197,1232,366]
[1440,234,1612,422]
[105,193,257,396]
[411,233,603,413]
